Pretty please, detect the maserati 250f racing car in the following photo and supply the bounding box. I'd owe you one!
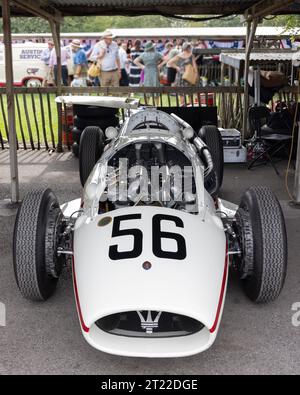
[13,97,287,358]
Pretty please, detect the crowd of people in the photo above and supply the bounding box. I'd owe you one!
[41,30,201,89]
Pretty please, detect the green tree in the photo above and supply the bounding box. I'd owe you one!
[1,14,297,35]
[0,17,50,33]
[0,15,184,34]
[264,14,300,33]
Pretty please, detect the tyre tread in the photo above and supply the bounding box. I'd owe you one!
[242,186,287,303]
[13,189,52,301]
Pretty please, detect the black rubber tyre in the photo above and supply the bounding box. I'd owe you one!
[13,189,64,301]
[74,116,119,131]
[235,186,288,303]
[199,125,224,190]
[72,142,79,158]
[79,126,104,187]
[73,104,118,119]
[72,127,81,144]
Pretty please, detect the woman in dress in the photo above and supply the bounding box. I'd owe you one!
[134,41,163,105]
[167,42,198,104]
[129,40,144,88]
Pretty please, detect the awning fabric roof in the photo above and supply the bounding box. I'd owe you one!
[220,50,300,69]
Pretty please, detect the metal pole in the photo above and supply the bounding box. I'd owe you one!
[293,122,300,203]
[254,67,261,106]
[2,0,19,203]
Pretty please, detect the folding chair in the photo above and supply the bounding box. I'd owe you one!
[247,105,292,176]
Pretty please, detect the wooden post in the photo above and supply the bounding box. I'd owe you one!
[50,20,63,152]
[50,21,62,93]
[2,0,19,203]
[242,17,258,142]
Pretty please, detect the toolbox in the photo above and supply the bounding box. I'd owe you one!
[223,146,247,163]
[219,128,241,148]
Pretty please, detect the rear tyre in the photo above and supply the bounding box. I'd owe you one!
[79,126,104,187]
[13,189,65,301]
[72,142,79,158]
[235,186,287,303]
[199,125,224,190]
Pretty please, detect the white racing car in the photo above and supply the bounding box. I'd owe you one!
[13,97,287,358]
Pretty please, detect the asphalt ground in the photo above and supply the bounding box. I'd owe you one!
[0,150,299,375]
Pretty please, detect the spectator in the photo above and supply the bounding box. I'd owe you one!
[129,40,144,88]
[134,41,163,105]
[127,40,133,54]
[168,42,197,87]
[159,42,180,86]
[163,42,173,58]
[196,40,206,49]
[156,39,165,53]
[41,40,54,86]
[90,31,121,87]
[49,42,70,86]
[71,39,88,86]
[168,42,198,105]
[175,38,184,51]
[119,42,129,86]
[82,40,92,55]
[142,39,147,50]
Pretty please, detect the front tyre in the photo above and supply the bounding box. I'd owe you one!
[79,126,104,187]
[13,189,65,301]
[235,186,287,303]
[199,125,224,190]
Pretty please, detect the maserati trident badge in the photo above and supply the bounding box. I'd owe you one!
[137,311,162,334]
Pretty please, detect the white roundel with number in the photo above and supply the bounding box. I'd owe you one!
[73,205,226,336]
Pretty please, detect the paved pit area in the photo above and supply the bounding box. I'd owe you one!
[0,150,299,375]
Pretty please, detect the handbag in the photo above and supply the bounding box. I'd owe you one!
[88,62,101,78]
[183,64,199,86]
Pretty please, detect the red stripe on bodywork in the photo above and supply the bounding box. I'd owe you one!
[210,245,228,334]
[72,257,90,333]
[0,82,23,87]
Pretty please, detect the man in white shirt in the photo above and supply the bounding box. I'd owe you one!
[90,31,121,87]
[49,43,70,86]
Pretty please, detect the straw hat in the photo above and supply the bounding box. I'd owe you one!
[71,39,81,48]
[144,41,155,52]
[101,30,115,39]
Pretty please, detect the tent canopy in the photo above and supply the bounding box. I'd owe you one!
[221,50,300,70]
[3,0,300,17]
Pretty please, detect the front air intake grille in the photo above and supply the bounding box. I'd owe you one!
[95,311,204,338]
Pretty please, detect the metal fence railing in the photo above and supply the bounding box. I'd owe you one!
[0,87,58,151]
[0,86,298,151]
